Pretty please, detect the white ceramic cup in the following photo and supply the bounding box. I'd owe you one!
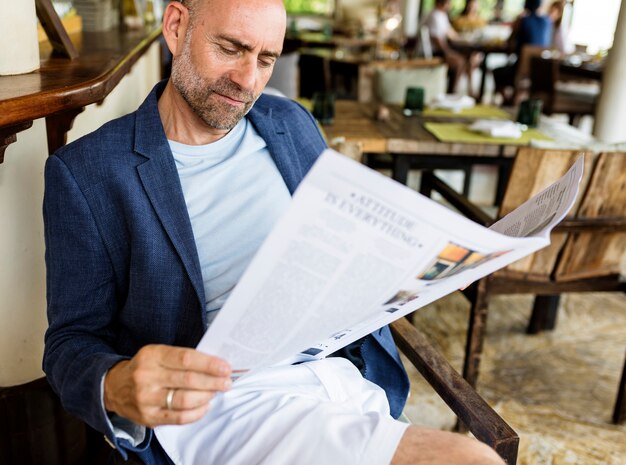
[0,0,40,75]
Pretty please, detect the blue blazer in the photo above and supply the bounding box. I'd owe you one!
[43,81,409,464]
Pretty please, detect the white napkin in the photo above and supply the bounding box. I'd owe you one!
[468,119,525,139]
[429,94,476,113]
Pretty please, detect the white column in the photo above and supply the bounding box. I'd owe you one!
[403,0,420,38]
[593,0,626,142]
[0,0,40,75]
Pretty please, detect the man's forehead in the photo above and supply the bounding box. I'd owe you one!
[191,0,286,50]
[189,0,286,18]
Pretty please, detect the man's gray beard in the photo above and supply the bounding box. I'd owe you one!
[171,36,258,130]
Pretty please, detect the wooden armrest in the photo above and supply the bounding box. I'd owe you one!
[554,217,626,233]
[420,171,494,227]
[391,317,519,465]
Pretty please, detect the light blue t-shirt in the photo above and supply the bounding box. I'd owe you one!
[169,118,291,325]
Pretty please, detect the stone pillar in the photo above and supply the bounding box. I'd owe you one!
[0,0,40,75]
[593,0,626,142]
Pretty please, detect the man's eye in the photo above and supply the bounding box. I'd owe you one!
[221,47,239,56]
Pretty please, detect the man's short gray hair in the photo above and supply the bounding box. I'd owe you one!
[177,0,199,11]
[175,0,203,26]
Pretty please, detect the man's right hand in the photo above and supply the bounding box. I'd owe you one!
[103,345,232,427]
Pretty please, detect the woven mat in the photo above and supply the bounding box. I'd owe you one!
[403,291,626,465]
[424,122,553,145]
[423,105,511,119]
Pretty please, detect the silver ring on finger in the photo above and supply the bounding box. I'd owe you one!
[165,388,175,410]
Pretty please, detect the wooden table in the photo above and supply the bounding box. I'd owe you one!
[559,59,604,81]
[323,100,596,202]
[324,100,516,196]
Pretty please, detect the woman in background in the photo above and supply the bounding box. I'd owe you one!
[548,0,575,54]
[453,0,487,34]
[492,0,552,104]
[422,0,468,93]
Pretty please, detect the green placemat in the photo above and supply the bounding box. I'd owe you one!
[296,97,313,111]
[424,122,554,145]
[295,98,329,140]
[423,105,511,119]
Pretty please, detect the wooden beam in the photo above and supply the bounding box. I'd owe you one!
[35,0,79,60]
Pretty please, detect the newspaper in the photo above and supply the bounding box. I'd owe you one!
[197,149,584,377]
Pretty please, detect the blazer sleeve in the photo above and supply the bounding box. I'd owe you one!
[43,154,153,458]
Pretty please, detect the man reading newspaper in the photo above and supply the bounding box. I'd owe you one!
[42,0,508,464]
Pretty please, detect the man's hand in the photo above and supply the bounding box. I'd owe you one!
[104,345,232,427]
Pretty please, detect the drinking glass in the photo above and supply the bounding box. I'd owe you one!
[517,99,543,127]
[312,92,335,125]
[403,87,425,116]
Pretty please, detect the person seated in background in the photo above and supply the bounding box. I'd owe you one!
[451,0,487,98]
[422,0,469,94]
[548,0,575,54]
[452,0,487,34]
[492,0,553,104]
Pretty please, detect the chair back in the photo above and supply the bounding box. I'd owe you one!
[513,45,550,102]
[497,147,595,278]
[0,377,88,465]
[555,152,626,280]
[530,55,598,122]
[529,54,558,110]
[515,45,549,88]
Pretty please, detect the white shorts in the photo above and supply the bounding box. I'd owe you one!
[155,358,409,465]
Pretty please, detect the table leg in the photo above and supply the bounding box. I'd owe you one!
[495,157,512,205]
[478,52,489,103]
[392,154,410,185]
[462,166,472,197]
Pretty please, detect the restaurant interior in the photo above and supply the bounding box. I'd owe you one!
[0,0,624,464]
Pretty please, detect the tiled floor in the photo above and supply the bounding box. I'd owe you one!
[403,291,626,465]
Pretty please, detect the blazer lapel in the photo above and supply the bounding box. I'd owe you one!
[133,87,206,317]
[248,99,306,194]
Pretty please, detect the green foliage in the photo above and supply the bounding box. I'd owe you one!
[283,0,334,15]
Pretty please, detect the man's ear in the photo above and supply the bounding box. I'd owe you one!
[162,1,190,57]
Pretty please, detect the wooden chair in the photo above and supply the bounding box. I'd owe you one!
[1,324,519,465]
[0,377,108,465]
[529,55,599,126]
[419,147,626,425]
[511,45,549,104]
[493,45,548,105]
[391,318,519,464]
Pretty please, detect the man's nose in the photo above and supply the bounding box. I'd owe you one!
[229,56,256,93]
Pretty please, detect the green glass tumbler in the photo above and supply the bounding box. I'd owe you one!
[312,92,335,125]
[517,99,543,128]
[403,87,425,116]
